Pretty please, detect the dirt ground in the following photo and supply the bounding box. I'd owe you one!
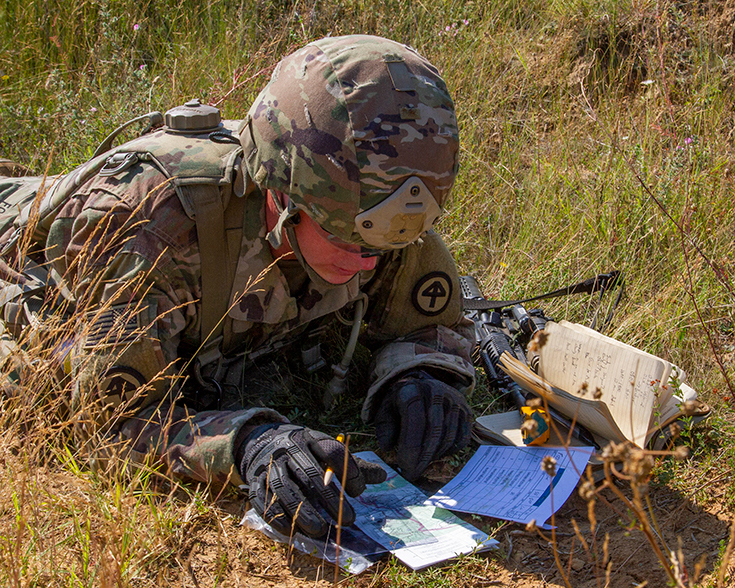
[169,459,733,588]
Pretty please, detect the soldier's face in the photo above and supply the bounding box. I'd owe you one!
[266,190,378,284]
[293,211,378,284]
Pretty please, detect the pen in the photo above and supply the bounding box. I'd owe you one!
[323,433,345,486]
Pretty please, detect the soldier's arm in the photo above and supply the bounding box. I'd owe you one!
[360,230,476,422]
[49,170,284,486]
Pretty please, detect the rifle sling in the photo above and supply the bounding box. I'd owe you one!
[462,270,623,311]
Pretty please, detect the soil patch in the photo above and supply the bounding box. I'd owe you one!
[163,463,732,588]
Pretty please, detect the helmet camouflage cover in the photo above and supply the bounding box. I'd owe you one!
[240,35,460,249]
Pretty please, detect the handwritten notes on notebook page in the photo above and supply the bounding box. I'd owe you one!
[501,321,679,447]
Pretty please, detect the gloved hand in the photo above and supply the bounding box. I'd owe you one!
[239,423,386,538]
[374,369,472,482]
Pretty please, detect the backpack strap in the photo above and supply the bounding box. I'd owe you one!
[179,183,245,372]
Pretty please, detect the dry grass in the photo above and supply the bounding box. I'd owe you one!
[1,0,734,586]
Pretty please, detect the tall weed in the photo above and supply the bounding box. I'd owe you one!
[0,0,733,585]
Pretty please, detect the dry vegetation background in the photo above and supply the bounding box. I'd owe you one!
[1,0,735,586]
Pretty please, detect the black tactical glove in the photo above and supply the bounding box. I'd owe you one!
[374,369,472,482]
[239,423,386,538]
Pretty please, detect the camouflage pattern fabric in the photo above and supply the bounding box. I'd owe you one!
[0,156,474,486]
[0,175,56,239]
[0,36,475,489]
[241,35,460,248]
[114,404,288,486]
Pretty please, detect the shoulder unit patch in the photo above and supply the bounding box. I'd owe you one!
[100,366,147,408]
[412,271,452,316]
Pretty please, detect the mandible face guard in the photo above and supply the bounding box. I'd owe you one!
[354,177,441,249]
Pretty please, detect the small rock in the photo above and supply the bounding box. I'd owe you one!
[571,557,585,571]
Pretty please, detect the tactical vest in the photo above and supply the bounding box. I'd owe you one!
[0,102,247,366]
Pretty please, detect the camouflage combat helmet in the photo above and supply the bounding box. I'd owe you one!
[239,35,460,251]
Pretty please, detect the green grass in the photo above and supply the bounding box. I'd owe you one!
[1,0,735,586]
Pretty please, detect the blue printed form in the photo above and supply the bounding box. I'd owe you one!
[425,445,594,526]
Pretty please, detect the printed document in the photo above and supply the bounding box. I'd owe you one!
[425,445,593,525]
[350,452,498,570]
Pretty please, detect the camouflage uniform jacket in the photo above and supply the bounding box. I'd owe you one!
[0,124,475,488]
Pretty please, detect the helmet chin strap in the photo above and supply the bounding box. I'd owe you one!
[264,191,363,407]
[265,189,297,251]
[265,205,296,251]
[265,191,359,291]
[283,223,359,291]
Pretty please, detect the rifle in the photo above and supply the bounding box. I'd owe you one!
[460,275,600,448]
